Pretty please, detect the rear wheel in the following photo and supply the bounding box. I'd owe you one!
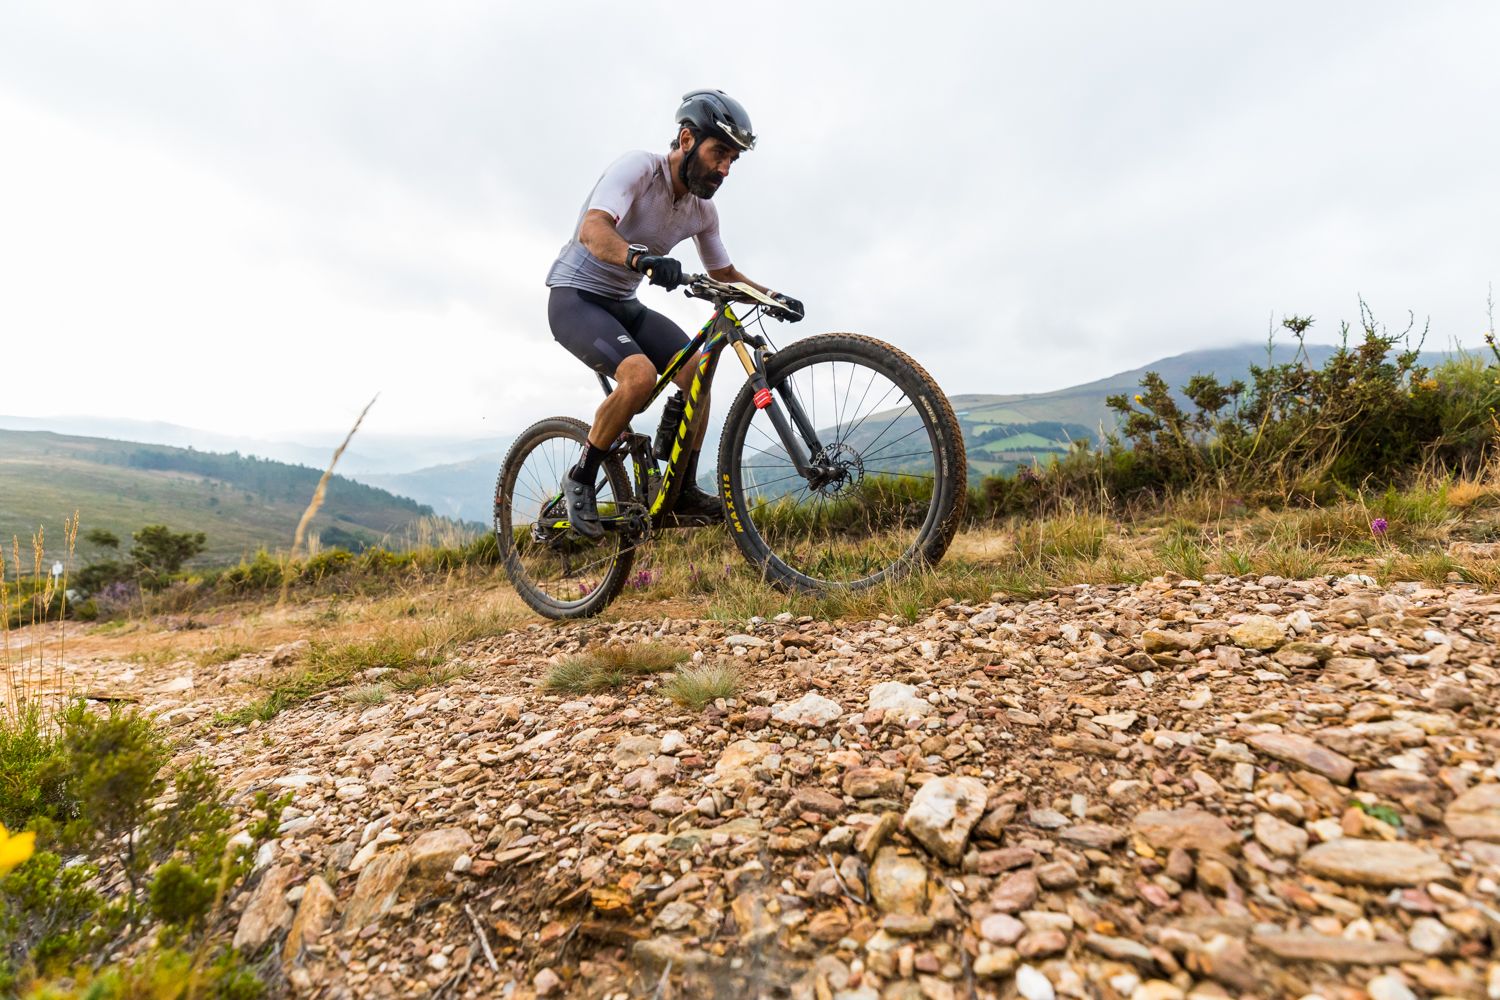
[495,416,636,619]
[717,333,966,592]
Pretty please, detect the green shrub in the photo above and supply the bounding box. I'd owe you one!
[0,705,286,994]
[131,526,207,592]
[970,305,1499,514]
[219,551,284,594]
[299,548,353,583]
[0,703,72,832]
[0,851,112,991]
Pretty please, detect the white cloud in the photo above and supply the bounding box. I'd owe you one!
[1,0,1496,444]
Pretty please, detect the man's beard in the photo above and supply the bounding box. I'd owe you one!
[682,153,722,199]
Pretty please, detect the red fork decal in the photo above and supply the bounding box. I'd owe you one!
[753,388,773,409]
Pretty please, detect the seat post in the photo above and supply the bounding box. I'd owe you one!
[596,373,614,396]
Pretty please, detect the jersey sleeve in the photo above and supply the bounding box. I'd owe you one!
[693,204,732,271]
[586,151,655,224]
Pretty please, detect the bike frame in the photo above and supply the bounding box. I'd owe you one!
[547,288,830,535]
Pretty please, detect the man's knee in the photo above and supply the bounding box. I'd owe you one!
[614,355,657,399]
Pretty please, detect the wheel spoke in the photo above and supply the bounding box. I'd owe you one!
[727,345,956,591]
[496,422,634,616]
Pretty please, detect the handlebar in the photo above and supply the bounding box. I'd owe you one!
[676,273,802,323]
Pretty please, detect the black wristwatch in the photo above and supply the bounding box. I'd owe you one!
[626,243,649,272]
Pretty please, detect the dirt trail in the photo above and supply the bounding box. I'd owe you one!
[22,572,1500,999]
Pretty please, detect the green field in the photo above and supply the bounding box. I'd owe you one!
[0,430,436,567]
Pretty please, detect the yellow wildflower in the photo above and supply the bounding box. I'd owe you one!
[0,821,36,876]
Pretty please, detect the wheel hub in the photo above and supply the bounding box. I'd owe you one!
[809,442,864,498]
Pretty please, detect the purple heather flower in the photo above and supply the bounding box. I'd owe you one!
[1371,518,1389,537]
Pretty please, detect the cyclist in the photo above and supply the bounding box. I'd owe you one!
[544,89,804,539]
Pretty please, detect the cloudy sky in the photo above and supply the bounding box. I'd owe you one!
[2,1,1496,445]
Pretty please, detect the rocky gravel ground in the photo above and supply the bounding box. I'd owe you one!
[155,571,1500,998]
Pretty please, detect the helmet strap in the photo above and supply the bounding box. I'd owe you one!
[678,129,702,193]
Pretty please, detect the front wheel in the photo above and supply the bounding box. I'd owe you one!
[717,333,966,593]
[495,416,636,619]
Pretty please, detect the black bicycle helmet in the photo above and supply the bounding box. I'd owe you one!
[676,89,757,151]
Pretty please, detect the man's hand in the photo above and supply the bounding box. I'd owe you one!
[634,254,684,289]
[771,291,805,322]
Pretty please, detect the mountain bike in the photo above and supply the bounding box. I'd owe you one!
[494,276,966,619]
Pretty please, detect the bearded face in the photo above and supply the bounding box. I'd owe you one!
[680,134,739,200]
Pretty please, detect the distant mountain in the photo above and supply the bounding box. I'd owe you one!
[0,414,502,476]
[0,430,448,566]
[356,450,510,523]
[6,342,1446,517]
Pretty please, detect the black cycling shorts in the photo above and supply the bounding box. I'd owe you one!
[548,286,690,376]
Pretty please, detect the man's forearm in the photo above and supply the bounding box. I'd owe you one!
[707,266,770,294]
[578,212,632,268]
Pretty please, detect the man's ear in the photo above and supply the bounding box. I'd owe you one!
[678,126,695,152]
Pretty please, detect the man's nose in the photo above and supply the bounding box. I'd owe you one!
[717,162,731,178]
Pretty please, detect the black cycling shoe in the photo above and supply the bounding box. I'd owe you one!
[673,485,725,522]
[561,468,604,540]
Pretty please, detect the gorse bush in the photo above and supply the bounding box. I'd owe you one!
[0,702,286,995]
[217,534,500,597]
[970,305,1500,517]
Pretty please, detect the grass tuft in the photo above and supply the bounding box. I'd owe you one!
[195,643,256,667]
[663,661,742,708]
[218,606,519,725]
[343,682,389,705]
[543,642,689,694]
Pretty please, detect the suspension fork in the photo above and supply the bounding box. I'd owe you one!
[728,322,828,479]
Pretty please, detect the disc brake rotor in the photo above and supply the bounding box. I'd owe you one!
[810,442,865,498]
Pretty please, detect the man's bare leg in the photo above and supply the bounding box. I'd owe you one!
[586,355,658,448]
[563,354,657,540]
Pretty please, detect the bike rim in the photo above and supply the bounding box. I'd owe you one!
[732,354,943,587]
[500,432,628,609]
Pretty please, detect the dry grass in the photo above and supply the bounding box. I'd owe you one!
[343,682,389,705]
[2,512,79,714]
[601,469,1500,625]
[219,603,522,724]
[662,661,742,708]
[195,642,257,667]
[543,642,690,694]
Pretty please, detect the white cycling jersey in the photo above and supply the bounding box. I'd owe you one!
[545,150,731,298]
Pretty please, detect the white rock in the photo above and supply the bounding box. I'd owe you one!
[867,681,933,721]
[771,692,843,728]
[1178,687,1212,710]
[1367,975,1417,1000]
[273,774,321,789]
[1016,964,1055,1000]
[723,633,766,647]
[1408,916,1454,955]
[903,776,989,865]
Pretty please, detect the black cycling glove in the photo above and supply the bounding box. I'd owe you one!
[771,291,805,322]
[634,254,683,289]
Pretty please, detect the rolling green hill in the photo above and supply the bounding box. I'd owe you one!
[0,430,437,567]
[357,449,509,524]
[948,343,1352,479]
